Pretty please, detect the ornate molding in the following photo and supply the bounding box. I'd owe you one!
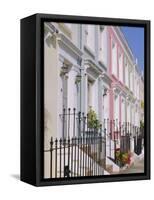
[84,58,103,78]
[57,33,83,60]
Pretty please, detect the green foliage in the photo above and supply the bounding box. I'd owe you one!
[116,149,131,165]
[140,120,144,129]
[141,100,144,109]
[87,107,100,130]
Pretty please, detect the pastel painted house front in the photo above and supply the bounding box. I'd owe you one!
[44,22,144,178]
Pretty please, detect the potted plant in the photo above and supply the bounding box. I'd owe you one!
[116,148,131,167]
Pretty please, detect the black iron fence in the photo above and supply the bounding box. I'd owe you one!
[44,108,144,178]
[45,134,105,178]
[134,127,144,155]
[59,108,102,138]
[104,120,144,166]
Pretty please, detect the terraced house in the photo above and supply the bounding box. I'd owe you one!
[44,22,144,178]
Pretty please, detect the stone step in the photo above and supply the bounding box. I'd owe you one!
[105,164,113,174]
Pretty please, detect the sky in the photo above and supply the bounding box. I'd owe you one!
[121,27,144,72]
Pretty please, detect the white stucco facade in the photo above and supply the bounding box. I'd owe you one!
[44,22,144,178]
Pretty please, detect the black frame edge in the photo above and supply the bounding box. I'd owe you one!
[20,15,37,186]
[144,20,151,180]
[21,13,151,187]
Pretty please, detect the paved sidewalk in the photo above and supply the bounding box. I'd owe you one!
[120,158,144,174]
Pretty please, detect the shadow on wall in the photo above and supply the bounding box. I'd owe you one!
[44,108,53,149]
[10,174,20,180]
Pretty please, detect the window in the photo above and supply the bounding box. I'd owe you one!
[87,80,93,109]
[137,80,139,99]
[125,57,129,87]
[86,25,95,51]
[132,106,135,125]
[62,75,68,110]
[121,99,125,124]
[132,71,135,94]
[127,102,130,123]
[130,70,133,91]
[119,52,123,82]
[112,41,117,76]
[135,105,139,126]
[75,82,80,112]
[103,90,109,120]
[99,26,107,66]
[62,74,68,138]
[72,24,80,47]
[114,94,119,121]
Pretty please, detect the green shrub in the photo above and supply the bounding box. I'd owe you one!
[141,101,144,109]
[87,108,100,130]
[140,120,144,129]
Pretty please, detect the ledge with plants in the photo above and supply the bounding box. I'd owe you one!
[115,148,131,167]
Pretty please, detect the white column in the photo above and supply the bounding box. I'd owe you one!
[84,73,88,115]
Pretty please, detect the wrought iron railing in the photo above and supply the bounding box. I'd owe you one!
[45,134,104,178]
[44,108,144,178]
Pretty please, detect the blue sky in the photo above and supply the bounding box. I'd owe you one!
[121,27,144,72]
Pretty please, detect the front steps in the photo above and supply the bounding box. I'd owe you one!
[44,144,105,178]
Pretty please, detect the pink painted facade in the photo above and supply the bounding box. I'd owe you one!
[107,27,125,124]
[105,26,141,131]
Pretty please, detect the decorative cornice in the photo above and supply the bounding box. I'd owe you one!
[99,72,112,85]
[84,45,95,60]
[84,58,103,73]
[45,22,59,34]
[57,33,83,59]
[98,60,107,71]
[84,58,104,80]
